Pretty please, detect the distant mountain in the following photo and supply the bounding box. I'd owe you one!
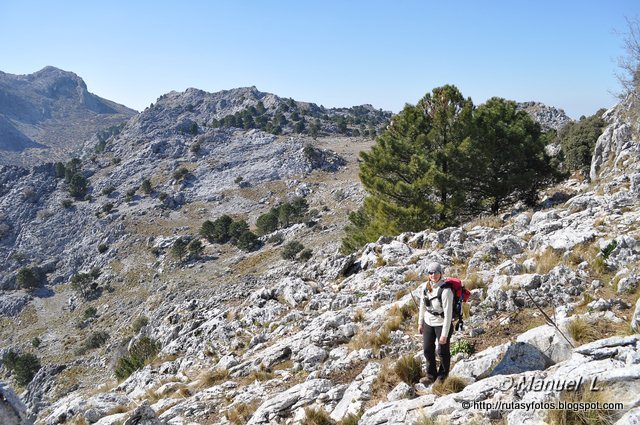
[517,101,572,131]
[0,66,137,166]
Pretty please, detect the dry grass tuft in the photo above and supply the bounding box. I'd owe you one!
[547,389,617,425]
[353,308,365,323]
[431,376,467,396]
[566,317,597,344]
[302,406,334,425]
[194,368,230,389]
[535,248,564,274]
[370,361,399,403]
[225,401,260,425]
[394,354,424,385]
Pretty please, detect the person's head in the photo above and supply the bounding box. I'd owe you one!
[426,262,443,282]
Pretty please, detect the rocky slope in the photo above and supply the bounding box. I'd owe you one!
[517,101,572,131]
[1,83,639,425]
[0,67,137,166]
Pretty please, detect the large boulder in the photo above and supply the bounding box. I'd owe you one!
[330,362,380,422]
[247,379,334,424]
[516,325,573,364]
[489,342,552,376]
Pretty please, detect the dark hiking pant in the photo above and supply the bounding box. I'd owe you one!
[423,323,454,380]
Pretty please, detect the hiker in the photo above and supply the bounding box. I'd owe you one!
[418,261,454,383]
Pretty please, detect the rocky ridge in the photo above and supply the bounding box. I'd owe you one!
[0,67,136,166]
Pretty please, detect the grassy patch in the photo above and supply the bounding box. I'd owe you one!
[431,376,467,395]
[535,248,564,274]
[546,389,617,425]
[225,401,260,425]
[394,354,424,385]
[302,406,334,425]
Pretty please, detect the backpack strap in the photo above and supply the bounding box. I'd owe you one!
[425,282,453,317]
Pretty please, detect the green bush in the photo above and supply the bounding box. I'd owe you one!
[83,306,98,320]
[200,215,233,244]
[68,173,88,200]
[140,179,152,194]
[236,231,260,252]
[170,237,189,261]
[256,211,279,235]
[61,199,74,209]
[451,340,475,356]
[282,241,304,260]
[102,186,115,196]
[115,337,160,380]
[16,267,40,291]
[70,272,97,300]
[558,110,606,174]
[298,248,313,262]
[132,316,149,333]
[2,351,41,386]
[102,203,113,213]
[188,239,204,258]
[98,244,108,253]
[31,337,41,348]
[78,331,109,353]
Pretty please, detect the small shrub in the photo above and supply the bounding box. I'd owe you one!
[195,368,230,389]
[102,186,115,196]
[394,354,424,385]
[102,203,113,213]
[431,376,467,395]
[132,316,149,333]
[98,244,108,253]
[32,337,41,348]
[2,351,41,386]
[83,306,98,320]
[236,231,261,252]
[16,267,40,291]
[337,413,362,425]
[450,340,474,356]
[187,239,204,258]
[170,237,188,261]
[83,331,110,351]
[298,248,313,262]
[234,176,244,185]
[282,241,304,260]
[140,179,152,194]
[268,233,284,245]
[302,406,334,425]
[114,337,160,380]
[173,167,189,182]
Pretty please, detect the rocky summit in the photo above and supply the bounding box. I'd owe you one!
[0,67,136,167]
[1,71,640,425]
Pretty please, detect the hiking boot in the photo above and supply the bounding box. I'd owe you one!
[421,375,436,385]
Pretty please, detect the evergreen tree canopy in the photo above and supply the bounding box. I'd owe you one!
[342,85,559,254]
[557,109,607,174]
[462,97,557,214]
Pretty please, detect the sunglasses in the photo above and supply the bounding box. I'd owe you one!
[427,271,440,275]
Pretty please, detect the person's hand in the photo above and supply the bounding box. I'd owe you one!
[418,324,423,335]
[439,335,448,345]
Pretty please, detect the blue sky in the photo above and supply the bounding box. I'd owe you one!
[1,1,638,118]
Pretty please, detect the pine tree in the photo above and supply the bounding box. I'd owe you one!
[461,97,557,215]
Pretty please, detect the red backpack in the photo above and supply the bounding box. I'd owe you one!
[424,277,471,331]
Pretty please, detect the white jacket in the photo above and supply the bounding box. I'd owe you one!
[418,279,454,336]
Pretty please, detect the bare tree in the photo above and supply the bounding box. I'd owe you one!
[615,17,640,99]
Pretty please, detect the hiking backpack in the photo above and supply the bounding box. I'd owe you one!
[424,277,471,331]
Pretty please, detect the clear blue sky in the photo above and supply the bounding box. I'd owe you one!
[1,1,638,118]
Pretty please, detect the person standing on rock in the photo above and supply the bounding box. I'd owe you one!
[418,261,454,383]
